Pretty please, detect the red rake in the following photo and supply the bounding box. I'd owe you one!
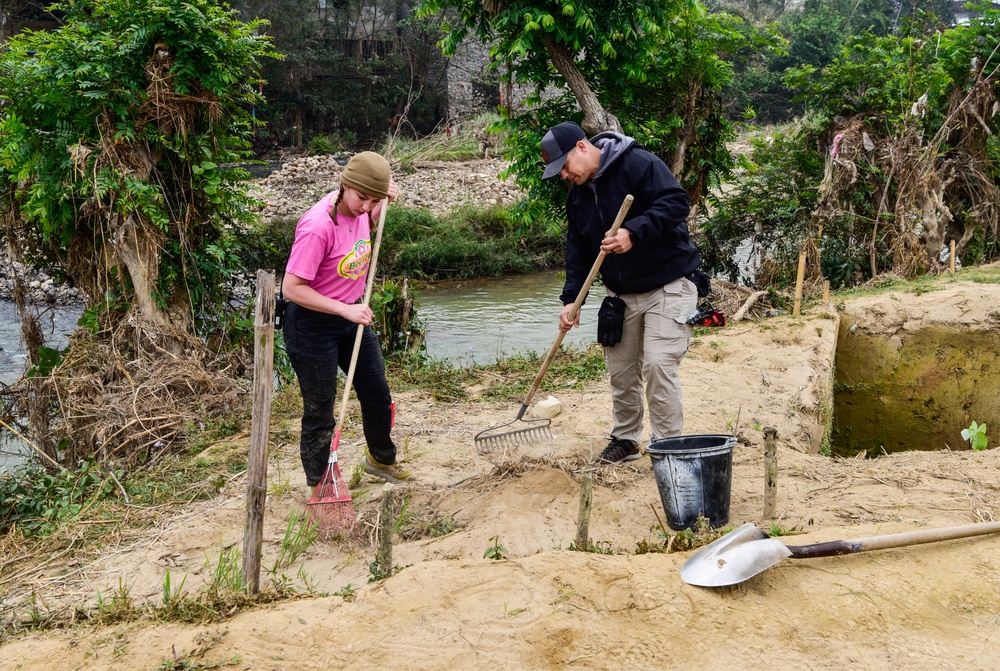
[304,196,389,538]
[306,437,356,537]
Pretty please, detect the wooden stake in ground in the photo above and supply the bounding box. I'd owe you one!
[575,472,593,549]
[763,427,778,520]
[823,280,830,302]
[375,484,395,578]
[950,240,956,273]
[242,270,275,594]
[793,250,807,317]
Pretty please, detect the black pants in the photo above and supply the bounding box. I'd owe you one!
[283,302,396,486]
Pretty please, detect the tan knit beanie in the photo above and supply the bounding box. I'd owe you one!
[340,151,391,200]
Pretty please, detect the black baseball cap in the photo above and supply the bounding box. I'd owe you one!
[541,121,586,179]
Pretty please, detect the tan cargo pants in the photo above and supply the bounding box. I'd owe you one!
[603,276,698,446]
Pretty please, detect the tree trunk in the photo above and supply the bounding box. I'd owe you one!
[114,216,170,326]
[113,215,188,353]
[670,81,701,180]
[539,34,621,136]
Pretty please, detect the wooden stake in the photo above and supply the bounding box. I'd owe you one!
[793,250,807,317]
[242,270,275,594]
[376,484,395,576]
[763,427,778,520]
[823,279,830,301]
[575,472,593,549]
[950,240,956,273]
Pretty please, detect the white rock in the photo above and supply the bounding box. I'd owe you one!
[531,395,562,419]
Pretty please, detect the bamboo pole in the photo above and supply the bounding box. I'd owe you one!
[763,427,778,519]
[792,250,807,317]
[950,240,956,273]
[823,280,830,302]
[242,270,275,594]
[575,473,593,549]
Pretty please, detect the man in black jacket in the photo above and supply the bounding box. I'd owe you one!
[542,121,701,463]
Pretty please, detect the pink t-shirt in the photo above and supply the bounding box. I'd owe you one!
[285,191,378,304]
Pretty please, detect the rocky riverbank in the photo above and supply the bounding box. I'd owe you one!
[2,153,522,305]
[0,252,82,306]
[251,153,522,222]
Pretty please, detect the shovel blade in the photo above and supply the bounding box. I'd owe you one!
[680,523,793,587]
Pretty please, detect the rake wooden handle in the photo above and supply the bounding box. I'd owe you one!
[334,199,389,436]
[517,194,634,417]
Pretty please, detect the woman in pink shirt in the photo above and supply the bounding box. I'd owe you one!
[282,151,412,487]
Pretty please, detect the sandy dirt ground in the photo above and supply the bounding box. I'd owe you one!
[4,281,1000,670]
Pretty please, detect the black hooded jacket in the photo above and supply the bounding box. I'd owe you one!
[559,133,701,304]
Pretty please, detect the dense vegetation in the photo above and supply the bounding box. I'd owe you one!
[701,2,1000,287]
[1,0,998,480]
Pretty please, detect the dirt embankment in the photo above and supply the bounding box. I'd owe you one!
[4,278,1000,670]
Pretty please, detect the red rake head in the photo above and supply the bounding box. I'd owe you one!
[306,498,357,538]
[306,448,356,537]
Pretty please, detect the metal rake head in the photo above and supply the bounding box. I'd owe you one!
[474,418,553,454]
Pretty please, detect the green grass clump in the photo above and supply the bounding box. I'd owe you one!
[381,204,563,279]
[382,113,504,163]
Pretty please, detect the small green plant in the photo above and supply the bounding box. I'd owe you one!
[368,560,405,583]
[267,458,293,498]
[206,546,243,595]
[267,510,318,574]
[161,569,188,610]
[0,461,119,536]
[428,516,456,537]
[502,601,526,618]
[95,577,136,624]
[484,535,508,561]
[335,583,357,602]
[765,522,802,537]
[349,463,365,488]
[962,421,989,451]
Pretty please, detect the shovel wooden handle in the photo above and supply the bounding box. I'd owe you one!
[787,520,1000,559]
[515,194,634,419]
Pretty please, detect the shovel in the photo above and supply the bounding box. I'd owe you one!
[474,194,634,453]
[680,520,1000,587]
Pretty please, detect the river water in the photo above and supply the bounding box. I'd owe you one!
[417,270,602,364]
[0,270,598,468]
[0,301,83,471]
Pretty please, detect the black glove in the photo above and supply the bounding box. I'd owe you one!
[597,295,626,347]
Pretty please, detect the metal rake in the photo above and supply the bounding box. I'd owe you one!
[474,194,634,454]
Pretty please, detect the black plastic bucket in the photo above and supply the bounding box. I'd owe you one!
[647,434,735,530]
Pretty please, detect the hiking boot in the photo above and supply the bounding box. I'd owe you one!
[363,454,414,484]
[594,437,641,464]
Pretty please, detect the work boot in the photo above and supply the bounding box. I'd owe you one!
[594,437,641,464]
[363,454,415,483]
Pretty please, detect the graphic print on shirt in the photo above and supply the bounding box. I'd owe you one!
[338,238,372,280]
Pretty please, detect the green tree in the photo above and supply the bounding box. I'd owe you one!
[705,2,1000,288]
[417,0,776,219]
[0,0,277,465]
[0,0,276,338]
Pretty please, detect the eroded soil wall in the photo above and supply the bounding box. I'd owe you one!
[834,323,1000,455]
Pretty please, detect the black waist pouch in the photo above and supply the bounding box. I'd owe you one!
[686,269,711,297]
[597,295,626,347]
